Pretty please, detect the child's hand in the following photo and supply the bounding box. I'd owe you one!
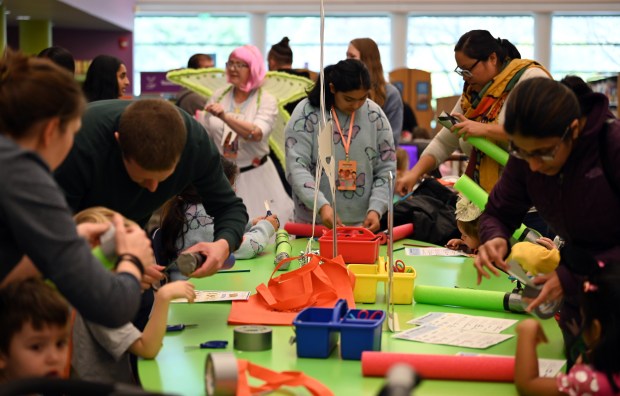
[253,215,280,230]
[516,319,548,345]
[362,211,381,233]
[264,214,280,230]
[319,205,343,229]
[157,281,196,303]
[446,238,466,250]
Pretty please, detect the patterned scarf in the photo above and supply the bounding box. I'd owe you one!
[462,59,550,192]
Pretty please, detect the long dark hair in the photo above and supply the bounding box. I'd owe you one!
[504,77,580,139]
[307,59,371,109]
[455,30,521,64]
[159,156,239,262]
[82,54,123,102]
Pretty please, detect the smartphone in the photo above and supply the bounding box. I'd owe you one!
[437,114,459,126]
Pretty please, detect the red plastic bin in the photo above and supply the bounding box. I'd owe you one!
[318,226,379,264]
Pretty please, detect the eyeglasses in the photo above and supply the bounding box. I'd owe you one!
[508,126,571,162]
[454,59,481,78]
[225,61,249,70]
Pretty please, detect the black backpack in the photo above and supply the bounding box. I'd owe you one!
[382,178,460,246]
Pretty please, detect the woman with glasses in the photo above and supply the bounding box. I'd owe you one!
[475,76,620,369]
[395,30,550,195]
[202,45,293,223]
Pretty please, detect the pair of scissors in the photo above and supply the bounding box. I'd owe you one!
[356,310,382,320]
[385,260,406,273]
[166,323,198,332]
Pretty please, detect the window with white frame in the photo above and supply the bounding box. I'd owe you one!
[265,15,392,72]
[550,15,620,81]
[407,16,534,100]
[133,15,249,95]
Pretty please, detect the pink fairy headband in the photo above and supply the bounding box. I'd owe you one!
[227,45,266,92]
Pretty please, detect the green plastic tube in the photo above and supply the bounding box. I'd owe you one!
[414,285,506,312]
[274,229,292,270]
[466,136,509,166]
[453,175,538,242]
[437,116,509,166]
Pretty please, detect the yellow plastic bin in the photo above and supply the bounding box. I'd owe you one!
[347,264,381,303]
[347,258,416,304]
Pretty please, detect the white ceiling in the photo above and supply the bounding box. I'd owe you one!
[134,0,620,14]
[3,0,619,34]
[2,0,133,31]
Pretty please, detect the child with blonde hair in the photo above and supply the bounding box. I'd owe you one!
[71,207,195,384]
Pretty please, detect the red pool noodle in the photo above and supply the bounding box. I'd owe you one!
[376,223,414,245]
[283,222,328,237]
[361,352,515,382]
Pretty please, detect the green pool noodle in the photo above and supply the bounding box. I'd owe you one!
[467,136,509,166]
[274,229,292,269]
[414,285,507,312]
[92,246,115,271]
[437,116,509,166]
[453,174,535,241]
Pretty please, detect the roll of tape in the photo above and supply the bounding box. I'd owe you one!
[233,325,272,351]
[205,352,238,396]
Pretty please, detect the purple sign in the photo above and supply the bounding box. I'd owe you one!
[140,72,181,94]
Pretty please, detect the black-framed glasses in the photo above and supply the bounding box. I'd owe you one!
[225,61,249,70]
[508,126,572,162]
[454,59,481,78]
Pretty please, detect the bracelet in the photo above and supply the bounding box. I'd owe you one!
[115,253,145,277]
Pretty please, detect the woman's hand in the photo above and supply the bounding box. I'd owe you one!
[452,113,488,140]
[362,211,381,233]
[319,205,343,229]
[525,271,564,313]
[205,103,225,119]
[474,237,509,284]
[535,237,557,250]
[395,171,419,197]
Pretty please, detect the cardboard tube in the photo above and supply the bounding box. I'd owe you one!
[283,222,328,237]
[361,352,514,382]
[414,285,506,312]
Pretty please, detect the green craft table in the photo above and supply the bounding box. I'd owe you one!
[138,238,565,396]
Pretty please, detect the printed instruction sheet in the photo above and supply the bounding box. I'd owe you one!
[172,290,251,303]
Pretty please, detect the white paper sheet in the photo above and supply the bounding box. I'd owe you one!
[171,290,251,303]
[394,325,513,349]
[405,247,471,257]
[408,312,517,334]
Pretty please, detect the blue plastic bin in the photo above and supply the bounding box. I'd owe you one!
[292,300,347,358]
[293,300,384,360]
[339,309,385,360]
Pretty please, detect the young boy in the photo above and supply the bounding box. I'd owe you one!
[0,278,70,382]
[71,207,196,384]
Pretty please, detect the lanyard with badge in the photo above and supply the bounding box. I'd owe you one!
[332,107,356,191]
